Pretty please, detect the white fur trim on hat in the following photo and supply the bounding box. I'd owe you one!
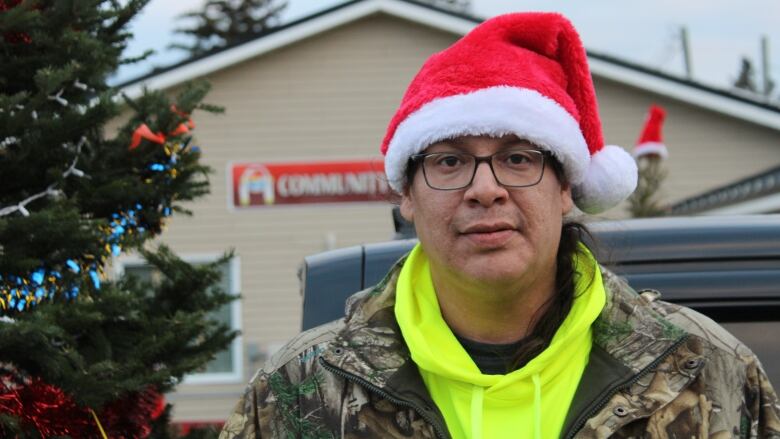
[573,145,638,214]
[384,86,590,192]
[633,142,669,159]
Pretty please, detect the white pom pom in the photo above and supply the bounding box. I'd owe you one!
[573,145,637,214]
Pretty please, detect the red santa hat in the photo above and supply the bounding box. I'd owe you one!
[381,13,637,214]
[633,104,668,159]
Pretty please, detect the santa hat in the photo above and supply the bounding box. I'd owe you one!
[633,105,668,159]
[381,13,637,214]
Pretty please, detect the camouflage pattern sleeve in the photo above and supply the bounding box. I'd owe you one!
[219,381,261,439]
[218,320,344,439]
[750,357,780,438]
[647,295,780,438]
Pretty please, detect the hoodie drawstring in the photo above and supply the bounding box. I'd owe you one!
[471,386,484,439]
[533,373,542,439]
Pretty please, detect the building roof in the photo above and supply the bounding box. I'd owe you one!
[670,164,780,215]
[119,0,780,132]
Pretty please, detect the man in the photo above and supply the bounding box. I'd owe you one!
[220,13,780,438]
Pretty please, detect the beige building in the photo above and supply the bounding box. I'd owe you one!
[117,0,780,424]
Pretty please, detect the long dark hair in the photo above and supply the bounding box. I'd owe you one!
[509,221,593,369]
[509,158,595,369]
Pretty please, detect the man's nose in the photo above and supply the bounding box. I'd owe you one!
[464,161,508,206]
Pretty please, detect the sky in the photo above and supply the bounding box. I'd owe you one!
[115,0,780,98]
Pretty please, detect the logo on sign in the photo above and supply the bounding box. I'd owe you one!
[237,165,275,206]
[230,159,388,208]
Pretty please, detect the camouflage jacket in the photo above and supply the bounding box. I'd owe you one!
[220,260,780,438]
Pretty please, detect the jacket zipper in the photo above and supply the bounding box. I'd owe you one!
[319,356,450,439]
[563,335,689,439]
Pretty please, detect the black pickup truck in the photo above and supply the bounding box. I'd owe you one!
[299,214,780,385]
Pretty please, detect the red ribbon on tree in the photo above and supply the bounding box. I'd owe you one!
[171,104,196,135]
[129,106,195,150]
[129,123,166,150]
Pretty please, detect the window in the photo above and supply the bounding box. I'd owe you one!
[116,254,243,384]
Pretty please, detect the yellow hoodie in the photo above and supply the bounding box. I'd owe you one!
[395,244,605,439]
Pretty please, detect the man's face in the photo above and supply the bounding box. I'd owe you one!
[400,134,574,290]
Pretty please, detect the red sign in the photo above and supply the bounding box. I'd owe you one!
[230,159,390,207]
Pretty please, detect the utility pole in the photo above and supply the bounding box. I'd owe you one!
[760,35,773,97]
[680,26,693,79]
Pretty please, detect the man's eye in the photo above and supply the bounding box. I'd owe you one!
[435,155,465,167]
[506,152,532,165]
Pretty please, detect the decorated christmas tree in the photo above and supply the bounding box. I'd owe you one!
[1,1,235,437]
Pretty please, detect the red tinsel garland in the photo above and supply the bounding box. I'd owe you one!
[1,0,33,44]
[1,366,165,438]
[0,0,22,11]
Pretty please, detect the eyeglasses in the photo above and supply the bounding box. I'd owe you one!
[410,149,550,190]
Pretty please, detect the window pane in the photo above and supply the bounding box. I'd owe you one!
[123,265,155,285]
[123,260,235,376]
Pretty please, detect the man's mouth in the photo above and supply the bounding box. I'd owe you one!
[461,222,518,247]
[461,222,516,234]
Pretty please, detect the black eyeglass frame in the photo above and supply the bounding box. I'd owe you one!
[409,149,552,191]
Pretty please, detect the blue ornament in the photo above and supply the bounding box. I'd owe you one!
[66,259,80,273]
[31,270,45,285]
[149,163,166,172]
[113,225,125,236]
[16,300,24,312]
[111,244,122,256]
[35,287,45,299]
[163,207,171,217]
[89,270,101,289]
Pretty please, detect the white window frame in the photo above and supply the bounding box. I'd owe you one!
[114,253,243,384]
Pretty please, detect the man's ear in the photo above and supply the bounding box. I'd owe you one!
[399,190,414,223]
[560,182,574,216]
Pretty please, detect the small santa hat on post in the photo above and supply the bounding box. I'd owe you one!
[633,104,668,159]
[381,13,637,214]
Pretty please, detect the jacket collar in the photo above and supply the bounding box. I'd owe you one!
[319,257,412,390]
[320,258,707,438]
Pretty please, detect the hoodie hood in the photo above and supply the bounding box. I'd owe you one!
[395,243,605,439]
